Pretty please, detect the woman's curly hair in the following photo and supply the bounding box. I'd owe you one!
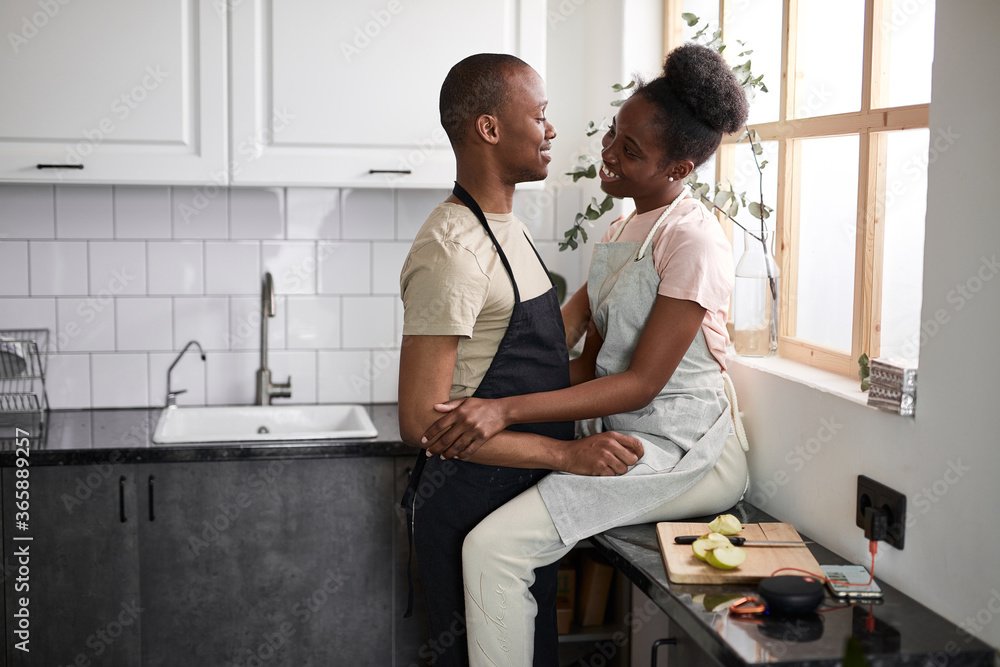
[633,43,749,168]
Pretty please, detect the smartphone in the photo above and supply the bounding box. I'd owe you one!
[821,564,884,599]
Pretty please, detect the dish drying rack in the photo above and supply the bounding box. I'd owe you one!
[0,329,49,450]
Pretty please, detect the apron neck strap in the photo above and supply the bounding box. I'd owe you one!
[608,210,637,243]
[452,182,524,302]
[629,187,689,262]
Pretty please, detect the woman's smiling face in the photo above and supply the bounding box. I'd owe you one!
[598,95,681,212]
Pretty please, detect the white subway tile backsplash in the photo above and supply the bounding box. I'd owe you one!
[114,186,171,239]
[148,242,204,295]
[0,185,55,238]
[57,298,115,352]
[149,350,206,407]
[342,188,394,240]
[262,241,316,294]
[396,189,448,240]
[45,354,92,409]
[371,349,400,403]
[230,188,285,239]
[117,298,172,351]
[230,296,285,351]
[91,353,148,408]
[89,241,146,296]
[342,296,396,349]
[29,241,88,296]
[55,186,113,239]
[268,350,317,404]
[318,350,370,403]
[205,241,259,295]
[0,241,28,296]
[0,181,592,409]
[206,351,257,405]
[172,187,228,239]
[287,188,340,240]
[174,297,230,351]
[317,242,371,295]
[286,296,340,349]
[372,242,410,295]
[0,297,56,334]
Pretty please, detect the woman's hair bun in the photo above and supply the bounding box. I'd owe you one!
[663,43,748,134]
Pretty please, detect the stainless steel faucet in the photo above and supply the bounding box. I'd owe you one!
[166,340,206,407]
[255,272,292,405]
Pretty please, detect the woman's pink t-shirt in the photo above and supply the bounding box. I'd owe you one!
[601,196,734,370]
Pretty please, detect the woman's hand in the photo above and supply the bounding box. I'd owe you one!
[561,431,644,476]
[421,397,511,460]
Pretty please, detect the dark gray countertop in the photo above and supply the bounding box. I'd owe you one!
[5,408,995,665]
[0,404,412,466]
[592,501,996,666]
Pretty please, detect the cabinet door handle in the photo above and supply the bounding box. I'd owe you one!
[368,169,411,174]
[651,637,676,666]
[148,475,155,521]
[119,476,127,523]
[36,163,84,170]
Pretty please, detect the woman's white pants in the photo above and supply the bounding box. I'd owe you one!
[462,432,748,666]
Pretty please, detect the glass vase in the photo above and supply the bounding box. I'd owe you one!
[733,229,780,357]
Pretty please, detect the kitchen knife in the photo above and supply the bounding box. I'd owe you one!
[673,535,813,547]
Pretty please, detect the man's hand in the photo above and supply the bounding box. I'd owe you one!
[560,432,644,476]
[422,397,511,460]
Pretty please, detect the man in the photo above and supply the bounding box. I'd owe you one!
[398,54,642,666]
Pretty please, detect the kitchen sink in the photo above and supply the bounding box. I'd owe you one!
[152,404,378,444]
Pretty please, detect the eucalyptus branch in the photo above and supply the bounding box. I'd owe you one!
[693,191,757,239]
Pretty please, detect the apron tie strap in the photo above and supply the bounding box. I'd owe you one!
[722,370,750,452]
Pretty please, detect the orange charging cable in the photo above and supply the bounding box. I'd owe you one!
[728,540,879,616]
[768,539,877,586]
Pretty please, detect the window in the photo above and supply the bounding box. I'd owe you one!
[668,0,935,375]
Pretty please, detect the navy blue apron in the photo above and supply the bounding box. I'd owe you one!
[401,183,574,666]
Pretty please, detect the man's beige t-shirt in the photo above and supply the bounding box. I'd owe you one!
[400,202,552,399]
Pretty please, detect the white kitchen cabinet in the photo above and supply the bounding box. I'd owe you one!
[229,0,547,187]
[0,0,226,184]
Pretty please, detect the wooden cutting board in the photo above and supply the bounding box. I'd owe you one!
[656,522,825,584]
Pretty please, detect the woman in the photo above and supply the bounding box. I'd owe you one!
[422,43,751,665]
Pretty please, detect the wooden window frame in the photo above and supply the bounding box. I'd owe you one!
[664,0,930,375]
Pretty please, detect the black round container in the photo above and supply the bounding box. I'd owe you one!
[758,575,825,615]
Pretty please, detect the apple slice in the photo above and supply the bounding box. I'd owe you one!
[705,545,747,570]
[708,514,742,536]
[691,538,714,561]
[700,531,732,546]
[692,532,730,561]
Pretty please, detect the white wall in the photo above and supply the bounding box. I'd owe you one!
[728,0,1000,650]
[544,0,665,290]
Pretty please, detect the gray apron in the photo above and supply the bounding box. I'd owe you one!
[537,205,732,544]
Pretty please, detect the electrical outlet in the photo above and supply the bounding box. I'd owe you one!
[856,475,906,549]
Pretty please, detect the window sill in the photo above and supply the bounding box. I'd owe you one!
[726,351,870,408]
